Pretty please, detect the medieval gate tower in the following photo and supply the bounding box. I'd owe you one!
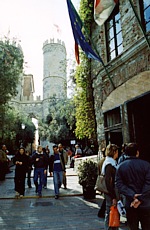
[9,38,67,148]
[42,38,67,120]
[11,38,67,122]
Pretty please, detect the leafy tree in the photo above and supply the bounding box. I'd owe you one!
[38,97,76,144]
[0,38,24,147]
[0,39,24,105]
[0,107,36,152]
[15,119,36,149]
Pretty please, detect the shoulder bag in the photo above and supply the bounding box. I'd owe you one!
[95,174,109,194]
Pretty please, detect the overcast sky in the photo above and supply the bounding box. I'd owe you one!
[0,0,80,97]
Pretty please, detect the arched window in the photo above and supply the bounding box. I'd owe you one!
[105,3,123,62]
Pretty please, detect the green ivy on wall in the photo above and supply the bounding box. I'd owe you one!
[74,0,97,142]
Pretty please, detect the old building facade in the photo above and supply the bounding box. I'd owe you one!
[91,0,150,161]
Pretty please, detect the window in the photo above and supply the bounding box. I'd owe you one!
[104,107,121,128]
[105,3,123,62]
[139,0,150,32]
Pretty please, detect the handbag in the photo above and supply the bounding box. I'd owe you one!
[95,174,109,194]
[109,205,120,227]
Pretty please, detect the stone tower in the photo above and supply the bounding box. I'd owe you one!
[42,38,67,120]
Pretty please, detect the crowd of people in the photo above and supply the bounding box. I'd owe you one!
[12,143,69,199]
[0,142,94,196]
[97,143,150,230]
[1,141,150,229]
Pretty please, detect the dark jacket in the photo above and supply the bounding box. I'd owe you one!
[49,153,65,172]
[116,157,150,209]
[31,152,48,170]
[13,153,29,174]
[105,164,117,199]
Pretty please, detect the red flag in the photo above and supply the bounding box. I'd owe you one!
[75,43,80,64]
[94,0,118,26]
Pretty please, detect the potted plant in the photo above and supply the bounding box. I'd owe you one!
[77,159,98,199]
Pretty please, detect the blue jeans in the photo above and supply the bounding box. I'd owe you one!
[44,170,47,187]
[34,168,45,194]
[104,194,118,230]
[53,171,63,196]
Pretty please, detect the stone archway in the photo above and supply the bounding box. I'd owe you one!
[27,113,40,152]
[102,71,150,112]
[102,71,150,161]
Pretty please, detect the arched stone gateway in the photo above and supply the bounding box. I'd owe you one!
[10,38,67,150]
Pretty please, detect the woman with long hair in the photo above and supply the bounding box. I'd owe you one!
[101,144,119,230]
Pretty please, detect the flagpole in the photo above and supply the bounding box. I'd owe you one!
[82,28,116,89]
[101,60,115,89]
[66,0,115,89]
[92,60,115,89]
[128,0,150,49]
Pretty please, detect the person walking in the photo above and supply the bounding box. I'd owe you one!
[25,150,32,188]
[13,147,29,197]
[0,145,10,180]
[42,147,49,189]
[116,143,150,230]
[58,143,68,189]
[66,146,72,166]
[101,144,119,230]
[98,147,106,175]
[70,144,82,168]
[31,145,48,197]
[50,144,66,199]
[45,145,50,155]
[117,143,128,214]
[75,144,82,157]
[97,147,106,218]
[118,143,128,164]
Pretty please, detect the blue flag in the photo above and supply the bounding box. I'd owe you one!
[66,0,102,64]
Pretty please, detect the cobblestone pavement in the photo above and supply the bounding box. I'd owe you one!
[0,166,128,230]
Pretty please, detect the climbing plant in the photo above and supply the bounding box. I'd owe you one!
[73,0,97,142]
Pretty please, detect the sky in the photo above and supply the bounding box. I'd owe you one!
[0,0,80,98]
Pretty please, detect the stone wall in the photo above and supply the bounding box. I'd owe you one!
[74,155,98,173]
[42,39,67,119]
[91,1,150,147]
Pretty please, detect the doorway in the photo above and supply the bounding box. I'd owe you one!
[127,92,150,162]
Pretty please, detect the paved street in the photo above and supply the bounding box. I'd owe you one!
[0,166,82,199]
[0,165,128,230]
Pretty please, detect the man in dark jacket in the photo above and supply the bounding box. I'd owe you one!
[50,145,66,199]
[116,143,150,230]
[58,144,68,189]
[31,145,48,197]
[0,145,9,180]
